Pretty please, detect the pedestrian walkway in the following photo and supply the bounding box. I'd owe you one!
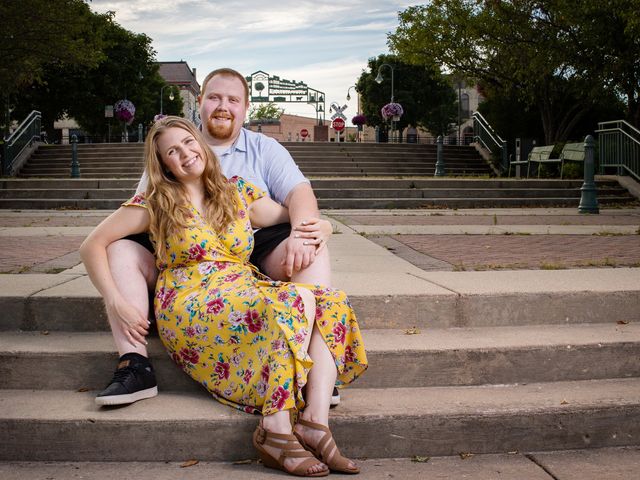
[1,206,639,477]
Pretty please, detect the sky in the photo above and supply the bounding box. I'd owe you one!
[88,0,420,125]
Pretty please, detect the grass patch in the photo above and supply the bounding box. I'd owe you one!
[540,262,567,270]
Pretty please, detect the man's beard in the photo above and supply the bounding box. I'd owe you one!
[206,111,235,140]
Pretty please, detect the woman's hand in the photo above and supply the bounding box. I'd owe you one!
[293,217,333,254]
[105,296,150,347]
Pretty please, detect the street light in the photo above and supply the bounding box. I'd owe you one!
[160,85,175,115]
[375,63,395,141]
[346,86,359,115]
[375,63,394,103]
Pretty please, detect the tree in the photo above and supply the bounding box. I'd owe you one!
[355,54,456,139]
[0,0,105,101]
[388,1,640,143]
[12,12,183,139]
[249,102,283,120]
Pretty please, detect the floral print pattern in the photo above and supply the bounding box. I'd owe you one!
[123,177,367,415]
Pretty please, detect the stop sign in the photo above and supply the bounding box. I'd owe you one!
[300,128,309,138]
[332,118,345,132]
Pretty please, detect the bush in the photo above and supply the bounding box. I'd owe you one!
[562,162,583,179]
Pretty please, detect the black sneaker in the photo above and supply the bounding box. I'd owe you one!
[330,386,340,408]
[95,353,158,406]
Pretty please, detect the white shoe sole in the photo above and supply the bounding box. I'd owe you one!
[95,386,158,406]
[330,391,340,408]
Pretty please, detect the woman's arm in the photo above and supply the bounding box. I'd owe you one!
[247,195,289,228]
[80,206,151,345]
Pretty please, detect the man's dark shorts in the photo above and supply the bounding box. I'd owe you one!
[123,223,291,274]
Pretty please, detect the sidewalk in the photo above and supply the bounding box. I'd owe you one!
[1,206,639,477]
[1,447,639,479]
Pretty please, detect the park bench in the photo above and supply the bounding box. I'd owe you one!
[527,145,558,178]
[558,142,585,178]
[527,143,586,179]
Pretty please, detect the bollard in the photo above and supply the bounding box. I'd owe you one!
[578,135,599,214]
[434,135,445,176]
[70,134,80,178]
[138,123,143,143]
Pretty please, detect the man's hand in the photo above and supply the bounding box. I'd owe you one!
[281,234,317,278]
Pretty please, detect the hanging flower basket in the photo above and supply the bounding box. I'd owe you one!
[352,114,367,126]
[114,99,136,125]
[381,102,403,121]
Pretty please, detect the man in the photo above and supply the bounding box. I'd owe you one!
[95,68,340,407]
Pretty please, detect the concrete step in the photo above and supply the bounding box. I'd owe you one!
[1,378,639,460]
[1,324,638,392]
[2,270,638,332]
[316,196,635,209]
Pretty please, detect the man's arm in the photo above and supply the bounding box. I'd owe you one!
[281,182,321,277]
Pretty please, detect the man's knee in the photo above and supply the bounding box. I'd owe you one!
[107,239,157,285]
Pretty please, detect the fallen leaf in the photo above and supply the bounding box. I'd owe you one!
[40,331,50,335]
[411,456,430,463]
[232,459,253,465]
[508,450,519,455]
[617,320,629,325]
[560,399,569,405]
[180,459,199,468]
[77,387,90,392]
[404,327,420,335]
[459,452,474,460]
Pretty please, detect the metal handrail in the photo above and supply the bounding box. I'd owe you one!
[2,110,42,175]
[596,119,640,181]
[472,112,508,172]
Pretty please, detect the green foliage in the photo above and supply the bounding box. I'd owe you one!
[388,1,640,143]
[10,7,183,137]
[0,0,105,95]
[355,54,456,137]
[562,162,583,179]
[249,102,283,120]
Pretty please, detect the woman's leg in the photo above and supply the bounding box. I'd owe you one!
[258,286,328,474]
[295,324,358,471]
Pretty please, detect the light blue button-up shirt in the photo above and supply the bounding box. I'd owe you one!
[136,128,309,204]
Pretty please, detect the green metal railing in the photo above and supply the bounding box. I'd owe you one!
[1,110,41,176]
[596,120,640,181]
[472,112,508,172]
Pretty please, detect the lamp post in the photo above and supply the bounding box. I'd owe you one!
[375,63,395,141]
[160,85,175,115]
[347,86,361,142]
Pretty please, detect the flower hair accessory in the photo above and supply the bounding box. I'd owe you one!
[381,102,403,120]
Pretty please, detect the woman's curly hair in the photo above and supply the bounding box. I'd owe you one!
[143,116,237,259]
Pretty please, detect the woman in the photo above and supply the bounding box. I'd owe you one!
[80,116,367,477]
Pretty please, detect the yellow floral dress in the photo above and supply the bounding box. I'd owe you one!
[124,177,367,415]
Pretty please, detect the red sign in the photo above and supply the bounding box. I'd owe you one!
[332,118,345,132]
[300,128,309,138]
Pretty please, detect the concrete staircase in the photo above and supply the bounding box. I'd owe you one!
[18,142,490,178]
[0,177,635,210]
[1,260,639,461]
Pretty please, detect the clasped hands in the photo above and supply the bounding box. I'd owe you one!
[281,217,333,277]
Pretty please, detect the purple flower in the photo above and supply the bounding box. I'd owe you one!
[351,114,367,126]
[381,102,404,120]
[114,99,136,125]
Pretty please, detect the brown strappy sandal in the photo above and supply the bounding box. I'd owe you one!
[252,422,329,477]
[294,417,360,474]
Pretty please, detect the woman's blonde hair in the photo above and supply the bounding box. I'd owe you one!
[143,116,237,259]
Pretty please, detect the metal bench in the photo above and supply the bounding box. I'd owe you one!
[558,142,585,179]
[527,145,558,178]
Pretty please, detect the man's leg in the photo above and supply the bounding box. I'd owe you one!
[95,239,159,406]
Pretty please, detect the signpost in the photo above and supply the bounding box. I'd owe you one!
[300,128,309,140]
[332,118,345,143]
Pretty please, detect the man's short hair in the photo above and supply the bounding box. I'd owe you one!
[201,68,250,105]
